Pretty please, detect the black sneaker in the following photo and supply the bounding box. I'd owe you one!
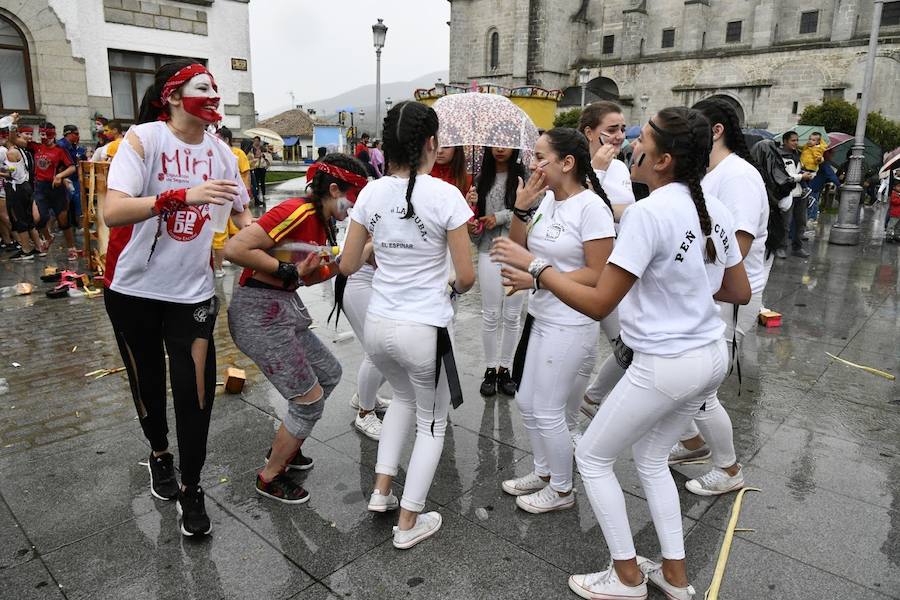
[176,485,212,536]
[497,367,517,396]
[265,447,314,471]
[480,367,497,397]
[9,249,34,261]
[255,473,310,504]
[147,452,179,500]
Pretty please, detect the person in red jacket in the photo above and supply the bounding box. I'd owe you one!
[887,181,900,243]
[29,122,77,259]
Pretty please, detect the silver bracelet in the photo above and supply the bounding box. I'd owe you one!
[528,258,550,290]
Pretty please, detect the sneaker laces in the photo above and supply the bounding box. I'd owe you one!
[696,468,728,487]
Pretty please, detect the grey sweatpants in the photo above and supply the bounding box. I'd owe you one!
[228,285,342,439]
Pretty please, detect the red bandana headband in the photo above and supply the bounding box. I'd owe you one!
[152,63,213,120]
[39,127,56,138]
[306,161,369,202]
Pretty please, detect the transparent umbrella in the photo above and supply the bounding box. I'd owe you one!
[433,92,539,171]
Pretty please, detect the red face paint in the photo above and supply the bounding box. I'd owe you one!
[180,96,222,124]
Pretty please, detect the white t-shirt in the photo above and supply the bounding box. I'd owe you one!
[610,182,742,356]
[91,145,108,162]
[526,188,616,326]
[702,153,769,294]
[595,159,635,206]
[350,174,471,328]
[105,121,248,303]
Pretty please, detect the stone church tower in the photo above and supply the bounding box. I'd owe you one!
[448,0,900,132]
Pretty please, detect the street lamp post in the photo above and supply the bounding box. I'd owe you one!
[359,108,366,137]
[640,93,649,123]
[372,18,388,139]
[578,67,590,109]
[829,0,884,246]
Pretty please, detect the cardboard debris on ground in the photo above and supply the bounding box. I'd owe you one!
[84,367,126,379]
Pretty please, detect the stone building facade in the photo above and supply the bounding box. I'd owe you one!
[0,0,255,142]
[448,0,900,132]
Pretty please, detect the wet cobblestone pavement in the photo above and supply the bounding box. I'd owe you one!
[1,190,898,599]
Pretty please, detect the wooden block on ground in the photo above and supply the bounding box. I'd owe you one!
[224,367,246,393]
[758,310,782,328]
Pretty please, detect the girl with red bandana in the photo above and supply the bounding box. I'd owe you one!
[102,60,251,537]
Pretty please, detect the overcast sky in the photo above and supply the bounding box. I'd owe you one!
[248,0,451,114]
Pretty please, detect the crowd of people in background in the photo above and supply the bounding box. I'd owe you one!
[4,55,897,600]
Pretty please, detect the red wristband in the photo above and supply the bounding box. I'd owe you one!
[154,188,188,214]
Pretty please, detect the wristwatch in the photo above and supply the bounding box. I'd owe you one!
[274,261,300,290]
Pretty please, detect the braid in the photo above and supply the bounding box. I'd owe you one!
[402,115,426,219]
[580,145,613,212]
[652,107,717,264]
[684,114,716,263]
[381,101,439,220]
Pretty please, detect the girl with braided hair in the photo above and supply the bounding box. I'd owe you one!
[493,127,615,515]
[492,108,750,600]
[339,101,475,549]
[225,153,368,505]
[665,98,771,497]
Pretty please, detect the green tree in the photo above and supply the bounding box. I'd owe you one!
[554,108,582,129]
[799,100,900,152]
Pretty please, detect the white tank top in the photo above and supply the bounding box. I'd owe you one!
[4,148,28,186]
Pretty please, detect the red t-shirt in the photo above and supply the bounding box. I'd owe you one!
[354,142,368,158]
[29,142,73,183]
[239,198,327,286]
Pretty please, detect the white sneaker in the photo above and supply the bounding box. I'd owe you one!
[214,268,225,279]
[392,511,442,549]
[354,411,383,441]
[367,489,399,512]
[636,556,695,600]
[515,484,575,514]
[568,562,648,600]
[349,391,391,411]
[580,397,600,419]
[685,465,745,496]
[570,430,584,449]
[501,472,547,496]
[667,441,711,465]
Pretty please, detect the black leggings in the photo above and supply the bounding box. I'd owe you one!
[104,288,219,486]
[4,182,34,233]
[252,168,267,198]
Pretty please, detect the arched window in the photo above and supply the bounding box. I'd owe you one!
[489,30,499,71]
[0,16,34,112]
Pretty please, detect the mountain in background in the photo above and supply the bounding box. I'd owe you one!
[259,70,448,135]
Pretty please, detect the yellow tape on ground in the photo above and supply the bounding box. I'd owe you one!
[825,352,896,381]
[705,487,761,600]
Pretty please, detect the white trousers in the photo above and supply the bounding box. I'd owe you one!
[572,309,626,428]
[365,313,453,513]
[478,252,526,369]
[576,339,728,560]
[516,317,598,493]
[342,275,387,411]
[681,290,764,468]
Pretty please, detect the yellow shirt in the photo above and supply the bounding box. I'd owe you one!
[800,139,828,171]
[231,147,251,189]
[105,138,122,159]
